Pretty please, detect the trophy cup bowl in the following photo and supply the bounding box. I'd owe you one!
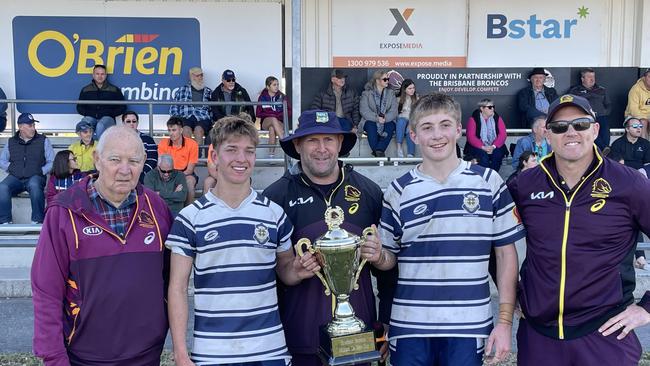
[295,206,380,365]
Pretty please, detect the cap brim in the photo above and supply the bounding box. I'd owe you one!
[280,129,357,159]
[547,103,595,124]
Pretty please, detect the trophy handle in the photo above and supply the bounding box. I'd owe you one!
[295,238,331,296]
[352,227,375,291]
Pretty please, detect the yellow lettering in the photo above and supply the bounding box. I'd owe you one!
[27,30,75,77]
[135,47,158,75]
[158,47,182,75]
[77,39,104,74]
[123,47,134,74]
[106,46,125,74]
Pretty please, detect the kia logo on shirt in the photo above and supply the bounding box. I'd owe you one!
[530,191,555,200]
[82,226,103,236]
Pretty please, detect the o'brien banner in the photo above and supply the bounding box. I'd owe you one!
[12,16,201,113]
[331,0,467,68]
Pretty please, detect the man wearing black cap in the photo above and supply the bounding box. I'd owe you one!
[311,69,360,133]
[508,94,650,365]
[0,113,54,224]
[263,110,395,365]
[210,69,255,123]
[517,68,558,127]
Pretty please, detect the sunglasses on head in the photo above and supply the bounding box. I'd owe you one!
[546,117,595,134]
[159,168,173,174]
[483,105,495,109]
[381,78,390,82]
[225,78,236,82]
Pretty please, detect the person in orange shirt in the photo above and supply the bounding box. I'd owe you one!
[158,117,199,205]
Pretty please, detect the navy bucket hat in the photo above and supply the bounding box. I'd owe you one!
[279,110,357,160]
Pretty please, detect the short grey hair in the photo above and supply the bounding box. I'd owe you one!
[95,125,145,159]
[532,115,546,129]
[158,154,174,167]
[477,98,494,108]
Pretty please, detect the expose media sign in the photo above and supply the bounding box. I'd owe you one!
[12,16,201,114]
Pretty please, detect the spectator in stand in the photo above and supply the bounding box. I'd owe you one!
[46,150,86,206]
[77,64,126,138]
[568,68,612,149]
[609,117,650,170]
[0,86,7,132]
[158,117,198,205]
[257,76,291,157]
[360,70,398,157]
[121,111,157,183]
[210,69,255,123]
[625,68,650,139]
[506,151,538,186]
[31,126,173,366]
[170,67,213,146]
[311,69,360,133]
[0,113,54,224]
[68,120,96,173]
[517,68,558,127]
[395,79,417,158]
[144,154,188,216]
[465,98,508,172]
[511,115,551,170]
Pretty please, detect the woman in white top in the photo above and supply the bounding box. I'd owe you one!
[395,79,418,158]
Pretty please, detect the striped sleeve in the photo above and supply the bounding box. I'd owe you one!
[165,206,197,257]
[274,205,293,253]
[380,181,403,254]
[489,173,525,246]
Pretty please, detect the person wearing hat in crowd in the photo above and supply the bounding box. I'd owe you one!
[0,113,54,224]
[508,94,650,365]
[68,119,96,173]
[517,67,559,127]
[262,110,396,365]
[624,68,650,139]
[311,69,360,133]
[210,69,255,123]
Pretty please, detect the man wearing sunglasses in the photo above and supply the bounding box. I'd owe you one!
[508,94,650,365]
[122,111,158,183]
[144,154,188,216]
[210,69,256,123]
[609,117,650,170]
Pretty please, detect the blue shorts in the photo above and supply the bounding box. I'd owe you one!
[389,337,484,366]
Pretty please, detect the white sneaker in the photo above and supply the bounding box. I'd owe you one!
[407,153,414,158]
[397,146,404,158]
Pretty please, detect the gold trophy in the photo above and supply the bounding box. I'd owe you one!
[295,206,381,365]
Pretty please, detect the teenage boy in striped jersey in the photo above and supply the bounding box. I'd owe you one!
[166,116,319,366]
[363,93,524,366]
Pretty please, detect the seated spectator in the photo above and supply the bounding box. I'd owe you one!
[310,69,360,132]
[517,68,558,127]
[210,69,255,123]
[157,117,198,205]
[610,116,650,170]
[257,76,291,157]
[465,98,507,172]
[568,68,612,149]
[360,70,397,157]
[76,64,126,138]
[68,120,96,173]
[0,86,7,132]
[143,154,188,216]
[0,113,54,224]
[511,115,551,170]
[46,150,86,206]
[170,67,213,146]
[506,151,538,186]
[395,79,418,158]
[624,68,650,138]
[121,111,157,183]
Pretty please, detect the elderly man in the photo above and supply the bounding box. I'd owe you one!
[263,110,396,365]
[517,68,558,127]
[122,111,157,183]
[170,67,213,145]
[508,95,650,365]
[0,113,54,224]
[511,115,551,170]
[77,64,126,138]
[569,68,612,149]
[625,68,650,138]
[310,69,360,132]
[144,154,187,216]
[210,69,255,123]
[31,126,173,365]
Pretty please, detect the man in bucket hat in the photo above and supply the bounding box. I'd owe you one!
[517,67,559,127]
[263,110,396,365]
[508,94,650,365]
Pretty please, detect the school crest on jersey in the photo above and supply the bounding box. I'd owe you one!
[462,191,480,214]
[254,224,270,245]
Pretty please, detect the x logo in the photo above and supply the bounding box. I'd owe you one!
[389,8,414,36]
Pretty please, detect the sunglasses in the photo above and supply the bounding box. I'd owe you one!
[159,169,173,174]
[483,105,495,109]
[225,78,236,82]
[629,123,643,129]
[546,117,595,134]
[381,78,390,82]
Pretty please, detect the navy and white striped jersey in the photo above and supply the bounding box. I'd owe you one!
[166,189,293,365]
[380,161,525,341]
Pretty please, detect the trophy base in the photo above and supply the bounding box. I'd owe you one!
[318,325,381,366]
